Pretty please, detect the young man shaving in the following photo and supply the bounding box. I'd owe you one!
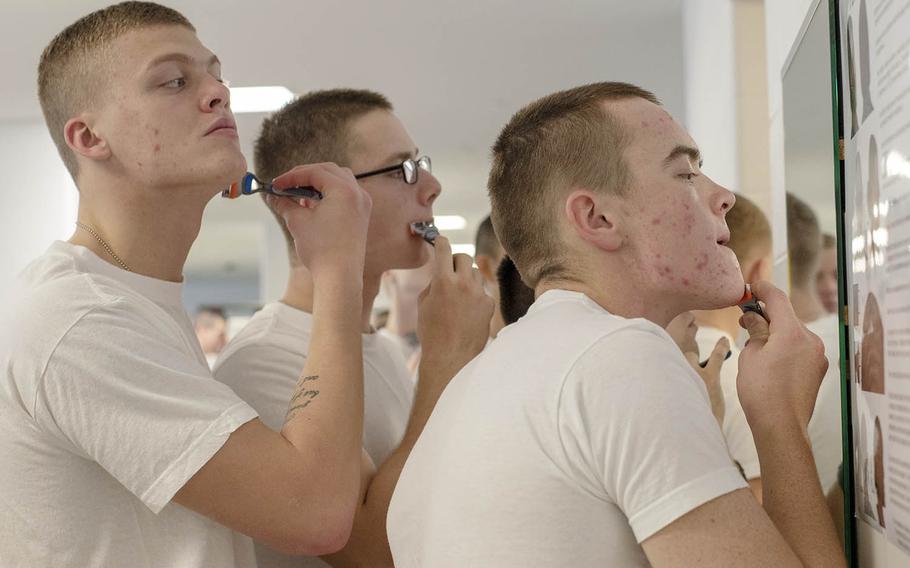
[1,3,375,565]
[693,193,773,501]
[388,82,844,567]
[215,89,493,568]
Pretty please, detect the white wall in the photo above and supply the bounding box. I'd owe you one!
[0,119,77,296]
[682,0,739,192]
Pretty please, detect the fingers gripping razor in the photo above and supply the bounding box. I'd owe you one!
[222,172,323,201]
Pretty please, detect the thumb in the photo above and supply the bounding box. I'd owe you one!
[704,336,731,376]
[740,311,769,349]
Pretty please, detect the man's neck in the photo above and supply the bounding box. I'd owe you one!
[693,306,742,340]
[282,264,379,333]
[536,270,676,327]
[68,175,211,282]
[790,286,823,324]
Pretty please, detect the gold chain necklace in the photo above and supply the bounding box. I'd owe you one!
[75,222,132,272]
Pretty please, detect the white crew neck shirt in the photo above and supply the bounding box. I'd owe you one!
[387,290,745,567]
[0,242,259,568]
[215,301,415,568]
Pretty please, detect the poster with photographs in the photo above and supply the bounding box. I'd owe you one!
[841,0,910,553]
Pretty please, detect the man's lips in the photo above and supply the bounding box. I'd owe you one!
[205,118,237,136]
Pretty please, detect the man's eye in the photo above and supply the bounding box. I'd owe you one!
[163,77,187,89]
[680,173,697,182]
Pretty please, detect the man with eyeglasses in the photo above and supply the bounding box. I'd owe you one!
[214,88,493,568]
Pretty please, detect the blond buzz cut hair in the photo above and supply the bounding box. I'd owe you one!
[38,1,194,178]
[488,81,660,289]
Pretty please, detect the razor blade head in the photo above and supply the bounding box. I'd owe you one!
[738,283,767,320]
[221,173,258,199]
[411,221,439,245]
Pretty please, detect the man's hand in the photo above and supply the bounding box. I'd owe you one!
[268,164,372,280]
[684,336,729,425]
[737,280,828,433]
[666,311,699,355]
[417,237,494,391]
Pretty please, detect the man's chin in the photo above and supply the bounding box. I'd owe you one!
[689,275,746,311]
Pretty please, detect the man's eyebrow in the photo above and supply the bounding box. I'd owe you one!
[663,145,702,167]
[145,52,220,71]
[379,148,419,165]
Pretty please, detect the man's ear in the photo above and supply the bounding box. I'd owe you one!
[743,254,772,284]
[746,254,774,282]
[564,189,623,251]
[475,254,498,285]
[64,113,111,163]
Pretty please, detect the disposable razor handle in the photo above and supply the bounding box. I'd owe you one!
[221,172,323,201]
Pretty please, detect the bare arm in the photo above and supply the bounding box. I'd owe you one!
[322,238,494,567]
[643,281,845,568]
[174,164,371,556]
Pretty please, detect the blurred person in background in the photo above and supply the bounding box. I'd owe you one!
[194,305,228,367]
[815,233,839,315]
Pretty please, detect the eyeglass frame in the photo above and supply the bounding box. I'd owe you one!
[353,155,432,185]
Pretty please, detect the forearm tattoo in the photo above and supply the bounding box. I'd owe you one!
[285,374,321,423]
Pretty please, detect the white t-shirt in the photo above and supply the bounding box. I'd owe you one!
[387,290,746,567]
[215,301,415,568]
[0,242,259,568]
[696,326,760,479]
[806,313,844,491]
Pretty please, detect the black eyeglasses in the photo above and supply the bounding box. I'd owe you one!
[222,156,432,202]
[354,155,432,185]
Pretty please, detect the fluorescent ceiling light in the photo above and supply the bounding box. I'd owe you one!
[434,215,467,230]
[230,86,295,113]
[451,244,476,257]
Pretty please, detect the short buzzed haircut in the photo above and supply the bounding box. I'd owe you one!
[786,192,822,288]
[38,2,194,178]
[497,257,536,325]
[475,215,502,259]
[724,194,772,265]
[254,89,392,263]
[488,82,660,288]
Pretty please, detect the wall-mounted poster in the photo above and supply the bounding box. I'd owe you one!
[841,0,910,554]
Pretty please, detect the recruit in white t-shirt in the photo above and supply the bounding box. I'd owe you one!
[387,290,746,567]
[696,326,761,479]
[0,242,259,568]
[215,301,415,568]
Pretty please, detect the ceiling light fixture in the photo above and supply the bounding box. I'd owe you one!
[229,86,295,113]
[433,215,467,230]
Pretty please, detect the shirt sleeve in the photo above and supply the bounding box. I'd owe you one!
[34,299,258,514]
[215,342,305,433]
[556,325,746,543]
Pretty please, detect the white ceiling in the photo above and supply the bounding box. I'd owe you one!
[1,0,686,277]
